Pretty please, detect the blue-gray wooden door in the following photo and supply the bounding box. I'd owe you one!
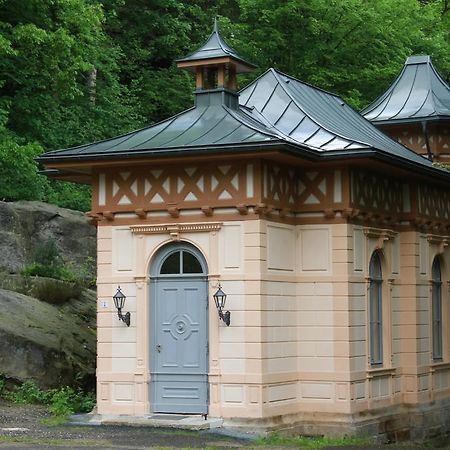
[150,246,208,414]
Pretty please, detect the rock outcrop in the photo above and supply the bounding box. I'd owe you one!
[0,201,96,274]
[0,201,97,389]
[0,287,96,389]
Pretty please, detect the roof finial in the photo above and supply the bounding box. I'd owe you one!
[213,17,219,33]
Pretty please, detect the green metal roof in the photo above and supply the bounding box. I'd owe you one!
[40,69,442,176]
[239,69,431,167]
[362,55,450,124]
[39,89,281,160]
[176,19,256,71]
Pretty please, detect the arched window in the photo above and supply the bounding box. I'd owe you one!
[159,249,204,275]
[369,251,383,365]
[432,257,443,360]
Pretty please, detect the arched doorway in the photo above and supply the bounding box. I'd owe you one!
[150,242,208,414]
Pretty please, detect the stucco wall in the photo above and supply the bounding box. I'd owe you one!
[95,218,450,433]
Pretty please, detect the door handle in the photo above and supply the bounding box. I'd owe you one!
[156,344,162,353]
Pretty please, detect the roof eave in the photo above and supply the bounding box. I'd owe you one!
[371,115,450,126]
[38,140,449,182]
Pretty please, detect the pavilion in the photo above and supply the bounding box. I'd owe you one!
[39,23,450,440]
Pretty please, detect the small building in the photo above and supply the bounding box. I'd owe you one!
[39,24,450,439]
[363,55,450,163]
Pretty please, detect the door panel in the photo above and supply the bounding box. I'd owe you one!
[151,278,208,414]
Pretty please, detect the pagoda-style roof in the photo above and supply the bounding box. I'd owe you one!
[176,19,256,73]
[362,55,450,125]
[39,69,434,172]
[239,69,428,166]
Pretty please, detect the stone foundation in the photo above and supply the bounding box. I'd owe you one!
[222,398,450,442]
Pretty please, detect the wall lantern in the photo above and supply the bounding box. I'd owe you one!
[113,286,130,327]
[213,284,230,326]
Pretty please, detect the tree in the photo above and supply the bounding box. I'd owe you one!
[0,0,142,150]
[225,0,450,109]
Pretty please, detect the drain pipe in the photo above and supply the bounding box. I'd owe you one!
[421,120,434,161]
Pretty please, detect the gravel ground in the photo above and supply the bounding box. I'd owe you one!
[0,400,448,449]
[0,400,249,449]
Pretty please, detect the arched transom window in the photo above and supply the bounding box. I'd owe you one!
[159,249,204,276]
[369,251,383,365]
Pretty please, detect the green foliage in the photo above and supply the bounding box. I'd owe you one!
[48,386,95,417]
[72,256,97,289]
[229,0,450,109]
[22,239,64,279]
[6,381,51,405]
[21,239,93,301]
[45,181,91,212]
[0,138,48,202]
[0,374,6,397]
[4,381,95,418]
[0,0,450,208]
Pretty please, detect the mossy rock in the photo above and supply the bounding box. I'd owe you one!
[0,287,96,390]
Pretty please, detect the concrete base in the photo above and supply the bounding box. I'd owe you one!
[70,412,223,431]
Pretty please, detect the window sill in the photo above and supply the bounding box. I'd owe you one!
[430,361,450,372]
[366,367,396,379]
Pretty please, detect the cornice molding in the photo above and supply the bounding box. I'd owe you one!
[130,222,222,240]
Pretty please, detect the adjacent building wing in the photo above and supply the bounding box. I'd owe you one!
[362,55,450,124]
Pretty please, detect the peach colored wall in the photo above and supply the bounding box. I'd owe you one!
[95,219,450,427]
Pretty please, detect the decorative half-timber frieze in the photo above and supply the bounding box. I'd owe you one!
[93,163,343,218]
[92,163,449,233]
[418,184,450,221]
[262,163,338,212]
[97,163,253,213]
[351,170,403,216]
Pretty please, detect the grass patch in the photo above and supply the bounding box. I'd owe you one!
[0,435,106,447]
[40,415,69,426]
[256,433,370,448]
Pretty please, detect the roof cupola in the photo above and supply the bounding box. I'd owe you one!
[176,19,256,95]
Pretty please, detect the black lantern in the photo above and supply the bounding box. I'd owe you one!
[113,286,130,327]
[213,284,230,326]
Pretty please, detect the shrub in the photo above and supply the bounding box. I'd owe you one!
[22,239,65,280]
[4,381,95,418]
[31,278,82,304]
[48,387,95,417]
[7,381,50,405]
[69,256,96,289]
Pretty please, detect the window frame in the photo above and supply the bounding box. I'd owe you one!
[431,257,443,361]
[369,251,383,366]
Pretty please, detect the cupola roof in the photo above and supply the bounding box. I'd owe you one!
[362,55,450,124]
[176,18,256,73]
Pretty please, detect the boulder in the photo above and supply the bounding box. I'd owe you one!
[0,287,96,389]
[0,201,96,274]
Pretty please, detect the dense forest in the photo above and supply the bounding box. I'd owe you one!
[1,0,450,211]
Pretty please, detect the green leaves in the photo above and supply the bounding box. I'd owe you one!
[0,0,450,212]
[0,138,47,202]
[231,0,450,109]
